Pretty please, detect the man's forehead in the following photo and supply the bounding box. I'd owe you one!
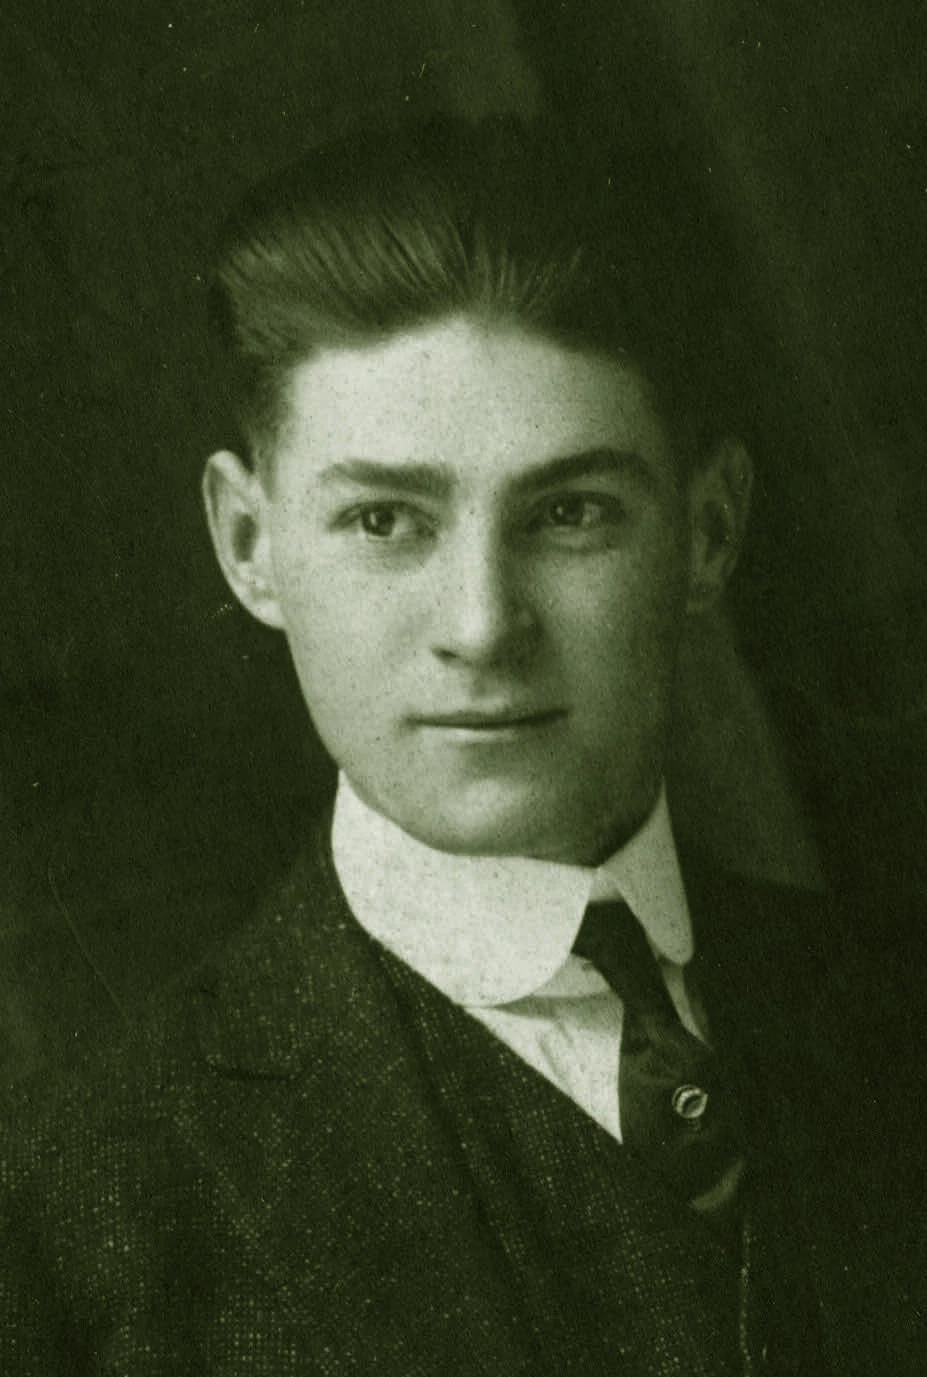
[277,315,674,485]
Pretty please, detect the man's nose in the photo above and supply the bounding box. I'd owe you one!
[429,529,538,666]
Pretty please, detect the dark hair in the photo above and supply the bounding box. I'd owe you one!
[209,116,749,470]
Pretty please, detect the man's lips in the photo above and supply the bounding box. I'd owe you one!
[410,708,566,730]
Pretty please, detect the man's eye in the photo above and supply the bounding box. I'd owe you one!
[359,504,399,538]
[351,503,428,541]
[547,495,600,528]
[536,494,619,531]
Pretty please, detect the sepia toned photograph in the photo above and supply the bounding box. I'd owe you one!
[1,2,925,1371]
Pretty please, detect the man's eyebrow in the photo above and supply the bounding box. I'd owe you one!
[317,460,453,497]
[316,449,654,497]
[506,448,656,495]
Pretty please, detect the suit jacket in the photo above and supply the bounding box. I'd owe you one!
[0,818,923,1375]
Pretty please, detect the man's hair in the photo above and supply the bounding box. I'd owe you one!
[209,116,749,470]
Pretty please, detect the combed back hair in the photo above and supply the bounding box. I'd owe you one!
[209,116,750,471]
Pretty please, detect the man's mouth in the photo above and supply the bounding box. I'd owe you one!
[411,708,566,732]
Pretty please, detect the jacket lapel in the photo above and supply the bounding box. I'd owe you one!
[166,824,921,1375]
[683,860,925,1376]
[168,828,547,1375]
[169,826,743,1374]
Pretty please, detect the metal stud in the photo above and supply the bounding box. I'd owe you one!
[671,1084,709,1121]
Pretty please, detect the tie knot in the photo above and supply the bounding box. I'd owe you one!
[573,900,676,1019]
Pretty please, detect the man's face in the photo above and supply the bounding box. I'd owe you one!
[245,317,702,864]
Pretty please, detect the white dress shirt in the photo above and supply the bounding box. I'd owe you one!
[331,775,706,1142]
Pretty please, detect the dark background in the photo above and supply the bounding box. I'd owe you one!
[2,0,925,1082]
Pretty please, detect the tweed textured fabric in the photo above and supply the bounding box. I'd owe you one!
[0,820,923,1374]
[381,946,744,1375]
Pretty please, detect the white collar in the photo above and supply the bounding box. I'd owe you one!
[331,774,692,1007]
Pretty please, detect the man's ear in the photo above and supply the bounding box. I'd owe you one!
[202,450,285,629]
[685,438,753,614]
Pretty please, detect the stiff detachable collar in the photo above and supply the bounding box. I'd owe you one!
[331,775,692,1007]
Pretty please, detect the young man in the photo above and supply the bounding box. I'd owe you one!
[1,118,922,1375]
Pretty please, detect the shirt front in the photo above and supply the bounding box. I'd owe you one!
[331,775,702,1141]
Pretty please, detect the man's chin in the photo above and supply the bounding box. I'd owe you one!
[394,792,598,864]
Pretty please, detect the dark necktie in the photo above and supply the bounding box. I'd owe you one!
[573,901,745,1212]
